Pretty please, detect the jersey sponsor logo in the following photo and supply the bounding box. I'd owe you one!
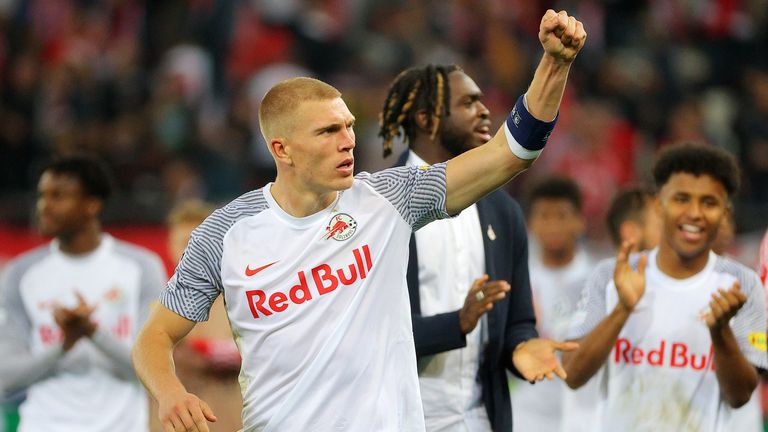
[245,261,278,277]
[104,286,124,303]
[748,332,767,352]
[325,213,357,241]
[37,300,57,311]
[37,314,133,345]
[614,338,714,371]
[245,244,373,319]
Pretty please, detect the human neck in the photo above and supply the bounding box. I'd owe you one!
[541,248,575,269]
[58,222,102,255]
[655,244,710,279]
[270,178,338,218]
[410,138,452,165]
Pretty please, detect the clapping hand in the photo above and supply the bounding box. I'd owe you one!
[614,241,648,313]
[703,281,746,330]
[53,291,97,351]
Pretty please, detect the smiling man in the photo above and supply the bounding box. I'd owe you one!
[562,143,767,432]
[132,9,586,432]
[381,66,577,431]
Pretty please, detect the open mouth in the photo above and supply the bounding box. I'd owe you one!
[679,223,704,242]
[474,125,492,142]
[337,158,354,174]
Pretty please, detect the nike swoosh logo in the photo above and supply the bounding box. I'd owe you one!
[245,261,278,277]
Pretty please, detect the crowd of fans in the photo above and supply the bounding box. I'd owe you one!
[1,0,767,239]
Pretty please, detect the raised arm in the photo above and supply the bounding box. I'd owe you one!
[563,242,647,389]
[132,304,217,432]
[705,281,758,407]
[446,9,586,214]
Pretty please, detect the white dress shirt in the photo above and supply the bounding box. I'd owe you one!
[408,151,491,432]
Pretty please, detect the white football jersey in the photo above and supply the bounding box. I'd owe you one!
[0,234,166,432]
[569,249,768,432]
[162,164,450,431]
[511,249,600,432]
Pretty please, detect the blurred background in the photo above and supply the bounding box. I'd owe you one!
[1,0,768,430]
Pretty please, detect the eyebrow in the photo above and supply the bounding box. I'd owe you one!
[458,92,483,102]
[313,118,356,135]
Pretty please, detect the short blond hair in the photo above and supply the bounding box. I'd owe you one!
[258,77,341,140]
[167,199,215,227]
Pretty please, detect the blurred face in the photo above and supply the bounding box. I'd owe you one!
[712,214,735,255]
[640,204,662,250]
[168,221,198,264]
[529,198,584,258]
[656,172,729,261]
[36,171,98,238]
[283,97,356,193]
[438,71,491,157]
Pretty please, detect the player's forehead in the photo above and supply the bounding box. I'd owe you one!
[296,97,355,128]
[448,71,482,101]
[38,170,83,194]
[531,198,579,215]
[661,172,727,198]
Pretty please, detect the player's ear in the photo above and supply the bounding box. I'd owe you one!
[270,138,293,167]
[415,110,430,132]
[85,196,103,218]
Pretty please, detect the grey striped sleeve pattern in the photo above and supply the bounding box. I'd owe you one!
[715,256,768,369]
[160,189,268,322]
[355,163,450,231]
[568,257,616,340]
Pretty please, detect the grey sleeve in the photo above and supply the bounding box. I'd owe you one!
[160,207,235,321]
[567,258,616,340]
[356,164,450,231]
[90,251,167,380]
[0,263,63,394]
[730,271,768,370]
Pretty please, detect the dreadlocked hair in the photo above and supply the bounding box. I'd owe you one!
[379,64,460,157]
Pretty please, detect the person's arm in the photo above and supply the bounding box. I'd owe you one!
[0,342,64,394]
[411,278,509,356]
[132,303,217,432]
[563,242,647,389]
[133,222,225,432]
[0,264,73,394]
[445,10,586,214]
[706,281,758,408]
[562,305,631,389]
[92,252,168,380]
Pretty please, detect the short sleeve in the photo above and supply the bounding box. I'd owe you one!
[355,163,450,231]
[568,258,616,340]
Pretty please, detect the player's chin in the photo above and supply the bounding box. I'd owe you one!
[36,220,58,237]
[673,242,710,260]
[332,176,354,191]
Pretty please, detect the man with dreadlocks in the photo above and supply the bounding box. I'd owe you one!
[378,39,581,431]
[133,9,586,432]
[381,62,547,431]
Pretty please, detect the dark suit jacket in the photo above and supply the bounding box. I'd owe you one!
[397,151,538,431]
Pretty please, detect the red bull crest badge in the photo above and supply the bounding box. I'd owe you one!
[325,213,357,241]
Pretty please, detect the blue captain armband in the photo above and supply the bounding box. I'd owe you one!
[503,94,558,160]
